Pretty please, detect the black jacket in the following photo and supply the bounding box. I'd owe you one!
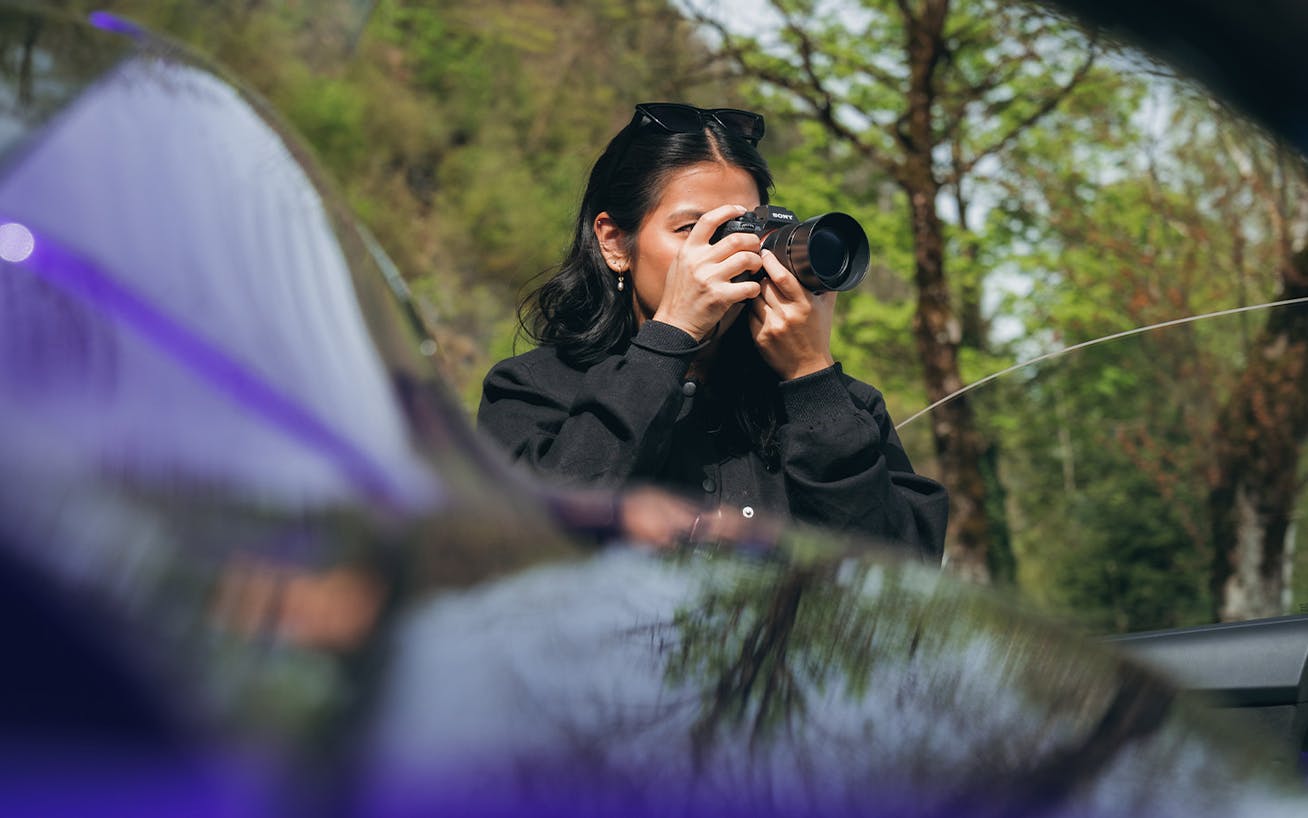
[477,321,947,560]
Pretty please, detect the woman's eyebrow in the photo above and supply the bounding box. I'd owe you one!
[665,208,705,224]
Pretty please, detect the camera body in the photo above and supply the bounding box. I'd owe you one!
[713,204,802,242]
[711,204,869,293]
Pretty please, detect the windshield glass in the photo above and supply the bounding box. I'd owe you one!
[36,0,1306,639]
[900,302,1308,634]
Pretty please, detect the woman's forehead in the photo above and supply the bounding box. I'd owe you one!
[651,162,761,215]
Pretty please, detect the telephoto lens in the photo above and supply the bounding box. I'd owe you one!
[712,206,869,292]
[763,212,869,292]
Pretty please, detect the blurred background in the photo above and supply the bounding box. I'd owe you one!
[35,0,1308,635]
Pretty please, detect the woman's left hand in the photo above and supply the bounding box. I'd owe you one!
[748,250,837,381]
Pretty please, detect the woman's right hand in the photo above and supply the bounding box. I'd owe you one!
[651,204,765,341]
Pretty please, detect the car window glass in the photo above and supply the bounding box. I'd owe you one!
[899,300,1308,634]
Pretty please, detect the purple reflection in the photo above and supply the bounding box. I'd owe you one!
[0,222,34,263]
[0,53,444,513]
[87,12,144,38]
[9,221,420,510]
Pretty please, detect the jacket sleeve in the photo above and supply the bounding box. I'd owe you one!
[476,322,698,487]
[777,365,948,561]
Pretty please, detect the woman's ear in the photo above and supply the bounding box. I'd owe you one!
[593,212,629,273]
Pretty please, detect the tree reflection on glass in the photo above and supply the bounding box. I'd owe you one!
[659,547,1303,816]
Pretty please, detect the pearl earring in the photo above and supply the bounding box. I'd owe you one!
[617,272,625,292]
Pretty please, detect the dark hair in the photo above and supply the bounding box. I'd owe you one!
[519,111,781,464]
[520,114,773,367]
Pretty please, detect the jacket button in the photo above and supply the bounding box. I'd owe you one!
[742,506,755,519]
[701,477,716,493]
[682,381,697,397]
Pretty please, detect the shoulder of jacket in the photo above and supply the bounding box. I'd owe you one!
[489,344,585,381]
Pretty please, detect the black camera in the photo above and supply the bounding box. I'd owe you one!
[710,205,869,292]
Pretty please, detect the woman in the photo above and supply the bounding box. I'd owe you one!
[477,103,947,560]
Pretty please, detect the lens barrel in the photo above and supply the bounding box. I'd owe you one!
[761,212,869,292]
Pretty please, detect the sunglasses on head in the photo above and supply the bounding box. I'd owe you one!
[630,102,766,145]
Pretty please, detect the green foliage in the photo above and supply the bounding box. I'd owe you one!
[280,72,371,175]
[1037,469,1212,634]
[991,340,1219,632]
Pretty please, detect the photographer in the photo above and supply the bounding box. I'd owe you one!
[477,103,947,560]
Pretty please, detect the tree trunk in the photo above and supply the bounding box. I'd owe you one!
[1210,255,1308,621]
[898,0,995,583]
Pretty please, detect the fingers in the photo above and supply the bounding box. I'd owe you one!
[692,205,765,271]
[679,209,765,299]
[652,204,766,338]
[748,248,837,380]
[754,275,835,327]
[723,277,763,303]
[688,204,751,246]
[757,249,806,301]
[756,250,837,318]
[684,248,762,307]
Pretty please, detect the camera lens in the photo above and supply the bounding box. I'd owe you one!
[808,227,848,281]
[763,212,869,292]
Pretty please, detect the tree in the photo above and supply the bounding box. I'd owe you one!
[1208,135,1308,620]
[989,60,1308,625]
[688,0,1104,583]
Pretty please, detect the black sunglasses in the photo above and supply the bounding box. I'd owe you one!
[630,102,766,145]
